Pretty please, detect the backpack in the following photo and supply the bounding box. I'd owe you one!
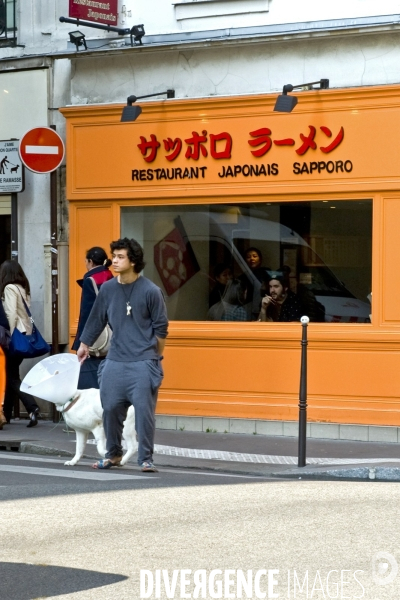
[88,277,113,357]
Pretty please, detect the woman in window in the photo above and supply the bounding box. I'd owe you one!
[240,247,270,320]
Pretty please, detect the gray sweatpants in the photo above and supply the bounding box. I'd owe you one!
[98,358,164,465]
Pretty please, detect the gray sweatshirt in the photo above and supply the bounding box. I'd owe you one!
[80,276,168,362]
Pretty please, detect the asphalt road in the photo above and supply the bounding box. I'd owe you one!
[1,452,400,599]
[0,452,271,500]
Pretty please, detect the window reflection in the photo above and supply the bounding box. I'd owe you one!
[121,200,372,323]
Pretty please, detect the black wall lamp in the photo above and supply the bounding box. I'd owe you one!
[121,90,175,122]
[130,24,145,46]
[274,79,329,113]
[69,30,87,51]
[60,16,145,47]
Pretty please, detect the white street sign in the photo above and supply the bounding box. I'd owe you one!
[0,139,24,193]
[25,145,59,154]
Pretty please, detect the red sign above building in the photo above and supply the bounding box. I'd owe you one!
[69,0,118,25]
[19,128,65,174]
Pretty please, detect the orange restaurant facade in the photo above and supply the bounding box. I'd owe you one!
[60,84,400,428]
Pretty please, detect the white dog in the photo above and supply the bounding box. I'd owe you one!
[54,388,138,467]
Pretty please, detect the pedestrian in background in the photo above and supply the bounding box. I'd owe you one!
[0,260,40,427]
[0,298,9,429]
[77,238,168,472]
[72,247,113,389]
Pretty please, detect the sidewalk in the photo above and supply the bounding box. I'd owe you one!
[1,418,400,480]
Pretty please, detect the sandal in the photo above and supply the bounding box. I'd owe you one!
[92,458,122,469]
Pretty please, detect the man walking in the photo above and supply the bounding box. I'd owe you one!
[77,238,168,472]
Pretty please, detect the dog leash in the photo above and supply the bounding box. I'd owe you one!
[60,396,80,414]
[45,410,72,434]
[39,399,79,434]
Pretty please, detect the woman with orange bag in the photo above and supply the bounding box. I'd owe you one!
[0,298,8,429]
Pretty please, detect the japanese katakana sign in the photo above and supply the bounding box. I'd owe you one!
[137,125,344,163]
[132,123,349,183]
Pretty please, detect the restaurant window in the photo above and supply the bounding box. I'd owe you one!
[121,200,372,323]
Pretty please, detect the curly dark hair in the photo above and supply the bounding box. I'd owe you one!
[0,260,30,297]
[110,238,145,273]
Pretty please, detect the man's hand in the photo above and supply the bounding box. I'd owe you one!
[156,337,166,357]
[259,295,275,322]
[261,295,275,309]
[77,343,90,364]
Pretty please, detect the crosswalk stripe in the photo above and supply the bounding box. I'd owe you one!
[80,439,400,467]
[0,464,153,481]
[159,468,267,479]
[0,454,264,479]
[0,454,81,465]
[153,445,400,466]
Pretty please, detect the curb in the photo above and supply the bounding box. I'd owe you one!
[19,443,88,459]
[272,466,400,481]
[18,443,125,463]
[15,443,400,481]
[16,443,277,477]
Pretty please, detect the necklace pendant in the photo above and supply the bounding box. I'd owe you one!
[126,302,132,316]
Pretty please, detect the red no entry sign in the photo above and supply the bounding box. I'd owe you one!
[19,127,65,173]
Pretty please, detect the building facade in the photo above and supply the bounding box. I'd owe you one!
[2,1,400,433]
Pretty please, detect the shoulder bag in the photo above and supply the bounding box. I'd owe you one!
[8,288,50,359]
[88,277,112,357]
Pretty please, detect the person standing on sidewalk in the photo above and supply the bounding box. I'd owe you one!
[77,238,168,472]
[72,246,113,389]
[0,298,10,429]
[0,260,41,427]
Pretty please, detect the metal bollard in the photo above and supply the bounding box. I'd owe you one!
[298,316,309,467]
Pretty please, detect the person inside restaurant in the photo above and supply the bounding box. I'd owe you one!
[220,279,248,322]
[209,263,233,308]
[258,272,303,322]
[239,247,271,320]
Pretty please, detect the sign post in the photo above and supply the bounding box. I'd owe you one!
[19,127,65,408]
[298,316,309,468]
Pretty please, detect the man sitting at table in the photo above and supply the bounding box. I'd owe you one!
[258,272,303,322]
